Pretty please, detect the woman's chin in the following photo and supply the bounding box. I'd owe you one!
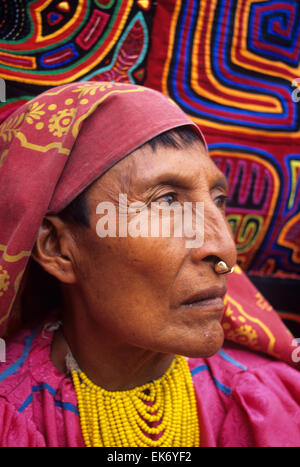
[177,325,225,359]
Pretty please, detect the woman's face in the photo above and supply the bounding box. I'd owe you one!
[68,139,237,358]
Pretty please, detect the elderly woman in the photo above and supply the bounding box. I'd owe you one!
[0,82,299,447]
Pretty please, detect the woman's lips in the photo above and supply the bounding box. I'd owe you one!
[183,296,225,310]
[181,286,226,310]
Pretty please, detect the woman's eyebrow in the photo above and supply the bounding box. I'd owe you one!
[211,175,229,192]
[143,173,197,191]
[144,174,229,192]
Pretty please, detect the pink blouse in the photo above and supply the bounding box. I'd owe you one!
[0,323,300,447]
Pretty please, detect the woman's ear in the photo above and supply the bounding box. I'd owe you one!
[32,216,77,284]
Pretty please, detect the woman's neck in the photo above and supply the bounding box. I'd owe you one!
[50,322,175,391]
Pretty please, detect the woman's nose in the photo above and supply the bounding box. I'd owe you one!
[190,201,237,268]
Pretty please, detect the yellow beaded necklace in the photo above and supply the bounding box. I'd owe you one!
[68,353,200,447]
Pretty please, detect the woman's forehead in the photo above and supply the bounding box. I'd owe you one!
[88,140,224,198]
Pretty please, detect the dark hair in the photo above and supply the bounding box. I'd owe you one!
[58,125,202,228]
[58,188,90,228]
[147,125,201,151]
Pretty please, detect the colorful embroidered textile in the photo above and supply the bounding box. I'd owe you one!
[0,324,300,447]
[0,0,153,88]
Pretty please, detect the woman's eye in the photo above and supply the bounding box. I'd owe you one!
[155,193,177,204]
[215,195,227,209]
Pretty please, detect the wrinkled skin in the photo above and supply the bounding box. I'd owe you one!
[34,139,237,390]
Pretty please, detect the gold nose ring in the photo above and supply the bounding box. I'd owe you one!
[214,261,234,275]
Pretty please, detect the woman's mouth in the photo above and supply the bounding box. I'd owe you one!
[181,286,226,311]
